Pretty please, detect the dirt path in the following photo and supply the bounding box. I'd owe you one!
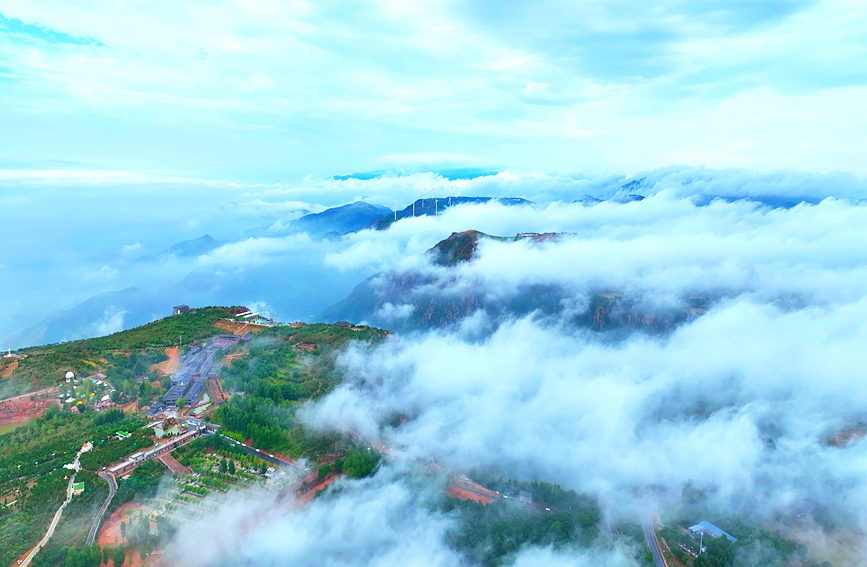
[1,386,59,403]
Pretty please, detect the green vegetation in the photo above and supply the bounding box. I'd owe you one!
[671,484,809,567]
[341,451,381,478]
[0,408,146,566]
[0,467,70,566]
[213,323,386,458]
[5,307,231,390]
[29,472,109,567]
[440,474,601,567]
[442,489,601,566]
[0,408,141,484]
[102,351,167,406]
[79,427,153,470]
[468,470,601,514]
[47,307,232,352]
[614,522,658,567]
[661,525,697,564]
[688,518,806,567]
[63,543,102,567]
[109,460,165,514]
[0,318,389,565]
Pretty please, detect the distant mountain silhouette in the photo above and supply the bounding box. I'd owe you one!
[135,234,222,262]
[1,287,167,348]
[373,196,533,230]
[232,201,391,240]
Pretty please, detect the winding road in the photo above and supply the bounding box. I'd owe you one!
[85,471,117,545]
[19,448,86,567]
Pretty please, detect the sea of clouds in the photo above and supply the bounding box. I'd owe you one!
[144,169,867,565]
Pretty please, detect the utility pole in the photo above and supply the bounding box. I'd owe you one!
[435,198,438,216]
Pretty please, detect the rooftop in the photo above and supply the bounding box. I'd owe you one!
[689,520,738,543]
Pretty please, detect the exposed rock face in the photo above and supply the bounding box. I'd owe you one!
[319,230,709,334]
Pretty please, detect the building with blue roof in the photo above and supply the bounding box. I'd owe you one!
[689,520,737,543]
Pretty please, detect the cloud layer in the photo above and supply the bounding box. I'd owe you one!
[0,0,866,177]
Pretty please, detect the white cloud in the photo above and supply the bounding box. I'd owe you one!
[120,242,143,256]
[196,234,317,270]
[90,308,126,336]
[375,302,415,321]
[165,467,464,567]
[304,298,867,521]
[83,265,119,280]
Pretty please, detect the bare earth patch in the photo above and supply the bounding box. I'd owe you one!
[152,347,180,376]
[215,319,269,335]
[219,351,247,366]
[0,359,18,378]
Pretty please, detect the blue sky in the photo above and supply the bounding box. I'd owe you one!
[0,0,865,186]
[2,0,867,343]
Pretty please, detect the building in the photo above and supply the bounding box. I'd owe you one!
[163,377,205,407]
[173,305,190,315]
[689,521,738,543]
[334,320,352,328]
[518,490,533,505]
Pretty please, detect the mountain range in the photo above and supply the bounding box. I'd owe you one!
[318,230,707,334]
[4,188,815,349]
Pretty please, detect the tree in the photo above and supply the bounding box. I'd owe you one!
[342,451,381,479]
[228,459,236,475]
[113,546,126,567]
[219,458,227,474]
[259,461,268,475]
[176,397,187,409]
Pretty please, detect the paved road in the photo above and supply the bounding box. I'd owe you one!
[85,471,117,545]
[19,450,84,567]
[220,435,303,472]
[642,514,668,567]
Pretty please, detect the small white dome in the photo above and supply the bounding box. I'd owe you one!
[65,371,75,379]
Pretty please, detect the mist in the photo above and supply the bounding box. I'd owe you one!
[150,183,867,565]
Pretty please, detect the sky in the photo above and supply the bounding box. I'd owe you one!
[3,3,867,563]
[0,0,866,184]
